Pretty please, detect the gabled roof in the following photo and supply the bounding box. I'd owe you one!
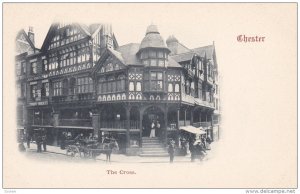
[192,45,215,60]
[117,43,141,65]
[168,58,182,68]
[170,51,195,62]
[107,48,124,64]
[40,23,102,52]
[15,29,36,54]
[92,48,126,74]
[170,45,215,63]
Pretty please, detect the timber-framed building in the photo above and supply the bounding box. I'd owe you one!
[16,23,220,155]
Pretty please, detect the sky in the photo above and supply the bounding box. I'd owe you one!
[28,19,215,51]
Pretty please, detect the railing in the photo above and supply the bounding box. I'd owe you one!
[100,120,140,129]
[31,118,52,126]
[59,118,92,127]
[194,98,215,108]
[50,93,95,103]
[193,122,211,128]
[181,93,194,104]
[179,120,191,127]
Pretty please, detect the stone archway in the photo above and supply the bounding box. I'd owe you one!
[142,106,165,138]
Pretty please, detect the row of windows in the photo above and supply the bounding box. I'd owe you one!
[140,50,167,59]
[167,83,180,93]
[100,63,121,73]
[142,59,166,67]
[49,28,83,50]
[39,47,91,73]
[98,80,126,94]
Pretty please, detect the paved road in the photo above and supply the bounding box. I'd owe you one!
[23,143,216,164]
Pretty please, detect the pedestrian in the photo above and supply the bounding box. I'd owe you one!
[74,133,84,142]
[26,132,31,148]
[206,135,212,150]
[42,130,47,152]
[60,132,66,150]
[18,142,26,152]
[149,120,156,138]
[36,132,42,153]
[201,135,206,149]
[189,138,195,162]
[156,121,161,137]
[168,139,175,163]
[195,141,206,161]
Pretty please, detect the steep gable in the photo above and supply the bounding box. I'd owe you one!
[15,30,35,55]
[93,49,126,74]
[41,23,91,52]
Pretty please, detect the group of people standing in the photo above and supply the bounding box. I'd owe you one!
[20,129,47,153]
[149,120,161,138]
[167,135,213,163]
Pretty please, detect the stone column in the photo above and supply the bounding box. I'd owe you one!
[52,111,59,146]
[139,109,143,147]
[190,108,194,126]
[176,108,180,147]
[164,106,168,145]
[184,108,187,126]
[125,106,131,148]
[92,113,100,136]
[53,112,59,127]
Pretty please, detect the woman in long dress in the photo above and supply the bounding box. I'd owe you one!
[149,120,156,138]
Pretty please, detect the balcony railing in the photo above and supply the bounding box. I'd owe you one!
[194,98,215,108]
[100,120,140,129]
[31,118,52,126]
[50,93,95,103]
[60,118,92,127]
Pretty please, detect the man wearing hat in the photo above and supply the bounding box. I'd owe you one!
[168,139,175,163]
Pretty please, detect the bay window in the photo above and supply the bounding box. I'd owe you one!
[77,77,93,94]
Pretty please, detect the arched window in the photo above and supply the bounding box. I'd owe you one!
[129,94,135,100]
[100,67,105,73]
[136,82,142,91]
[129,82,135,91]
[175,84,179,92]
[115,64,120,70]
[168,83,173,92]
[136,94,142,100]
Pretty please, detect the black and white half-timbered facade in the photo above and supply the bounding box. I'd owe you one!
[16,23,220,155]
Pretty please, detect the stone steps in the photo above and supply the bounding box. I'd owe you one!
[140,137,168,157]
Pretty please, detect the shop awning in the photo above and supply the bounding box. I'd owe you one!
[180,126,206,134]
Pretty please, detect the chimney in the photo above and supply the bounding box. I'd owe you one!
[28,26,35,46]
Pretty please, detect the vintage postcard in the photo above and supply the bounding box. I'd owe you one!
[2,3,297,189]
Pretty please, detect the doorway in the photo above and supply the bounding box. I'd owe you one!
[142,106,164,138]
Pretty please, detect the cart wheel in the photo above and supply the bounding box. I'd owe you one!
[66,146,73,157]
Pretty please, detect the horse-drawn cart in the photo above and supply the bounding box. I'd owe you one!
[65,139,119,161]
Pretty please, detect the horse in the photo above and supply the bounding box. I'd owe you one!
[88,139,119,162]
